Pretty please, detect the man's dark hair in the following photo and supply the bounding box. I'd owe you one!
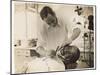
[40,6,55,20]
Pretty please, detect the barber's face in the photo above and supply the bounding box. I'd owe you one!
[43,14,57,27]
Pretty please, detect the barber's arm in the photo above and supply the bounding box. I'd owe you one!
[71,28,81,41]
[61,27,81,47]
[37,26,47,50]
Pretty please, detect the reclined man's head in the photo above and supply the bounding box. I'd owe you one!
[36,46,46,57]
[46,50,56,58]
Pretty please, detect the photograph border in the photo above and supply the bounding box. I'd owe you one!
[10,0,96,74]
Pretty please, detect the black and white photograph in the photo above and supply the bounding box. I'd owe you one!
[11,0,96,74]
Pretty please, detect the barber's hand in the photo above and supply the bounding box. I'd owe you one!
[61,39,72,48]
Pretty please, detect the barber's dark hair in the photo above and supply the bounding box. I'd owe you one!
[40,6,55,20]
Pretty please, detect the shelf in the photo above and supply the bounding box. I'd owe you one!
[14,46,37,50]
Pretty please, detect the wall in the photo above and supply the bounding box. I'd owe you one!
[14,2,38,47]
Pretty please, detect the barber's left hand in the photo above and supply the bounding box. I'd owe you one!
[61,39,72,48]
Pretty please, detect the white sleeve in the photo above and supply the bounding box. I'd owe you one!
[36,13,47,48]
[37,24,47,48]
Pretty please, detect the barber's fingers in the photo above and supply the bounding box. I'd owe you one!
[61,40,72,48]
